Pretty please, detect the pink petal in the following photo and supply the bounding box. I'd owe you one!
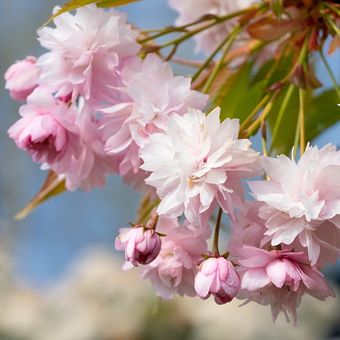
[241,268,270,291]
[265,259,287,288]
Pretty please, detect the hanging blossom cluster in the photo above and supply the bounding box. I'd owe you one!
[4,1,340,324]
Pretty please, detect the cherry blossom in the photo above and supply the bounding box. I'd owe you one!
[37,4,140,106]
[8,87,80,173]
[5,56,40,101]
[140,107,261,225]
[103,54,207,177]
[195,257,240,304]
[141,216,209,299]
[249,144,340,266]
[62,106,118,191]
[235,246,334,322]
[115,224,162,268]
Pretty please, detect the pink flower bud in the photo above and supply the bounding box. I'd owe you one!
[194,257,240,304]
[4,56,40,101]
[115,226,162,267]
[8,88,80,169]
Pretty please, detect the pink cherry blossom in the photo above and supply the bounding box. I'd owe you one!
[169,0,254,54]
[115,224,162,268]
[8,87,80,173]
[102,54,207,177]
[141,216,209,299]
[248,144,340,266]
[37,5,140,106]
[236,246,335,322]
[62,106,118,191]
[4,56,40,101]
[195,257,240,304]
[229,201,267,251]
[140,107,261,225]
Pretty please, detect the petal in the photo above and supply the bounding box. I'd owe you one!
[241,268,270,291]
[265,259,287,288]
[194,272,214,298]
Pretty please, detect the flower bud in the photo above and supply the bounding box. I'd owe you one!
[4,56,40,101]
[115,225,162,267]
[194,257,240,304]
[8,88,79,166]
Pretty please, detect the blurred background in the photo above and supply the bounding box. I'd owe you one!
[0,1,339,339]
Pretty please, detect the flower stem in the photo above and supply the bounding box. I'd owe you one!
[325,16,340,37]
[138,198,160,225]
[240,94,270,131]
[299,88,306,155]
[141,5,262,45]
[213,208,223,256]
[270,84,295,151]
[192,32,234,83]
[293,112,300,159]
[242,91,279,138]
[320,50,340,99]
[202,25,242,93]
[324,3,340,17]
[261,123,268,157]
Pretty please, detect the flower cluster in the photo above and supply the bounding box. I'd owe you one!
[5,2,339,324]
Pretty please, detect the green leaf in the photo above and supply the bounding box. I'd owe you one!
[97,0,140,7]
[269,88,339,155]
[268,86,299,155]
[48,0,97,22]
[305,89,340,142]
[214,62,267,123]
[252,54,293,88]
[271,0,283,17]
[46,0,141,24]
[15,171,66,220]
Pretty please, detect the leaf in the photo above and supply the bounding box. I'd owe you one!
[305,90,340,142]
[269,89,339,155]
[252,54,293,87]
[268,86,299,155]
[47,0,140,24]
[97,0,140,7]
[15,171,66,220]
[271,0,283,17]
[213,63,251,119]
[248,17,302,41]
[214,62,266,123]
[48,0,97,23]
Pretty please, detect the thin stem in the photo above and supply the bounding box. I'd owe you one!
[171,57,203,68]
[202,25,242,93]
[240,94,270,131]
[299,88,306,155]
[192,33,233,82]
[140,6,260,45]
[243,91,279,138]
[324,3,340,17]
[325,16,340,37]
[138,199,160,225]
[261,137,268,156]
[270,84,295,151]
[261,123,268,157]
[293,113,300,159]
[298,35,309,65]
[148,214,159,230]
[213,208,223,256]
[320,50,340,99]
[159,16,232,50]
